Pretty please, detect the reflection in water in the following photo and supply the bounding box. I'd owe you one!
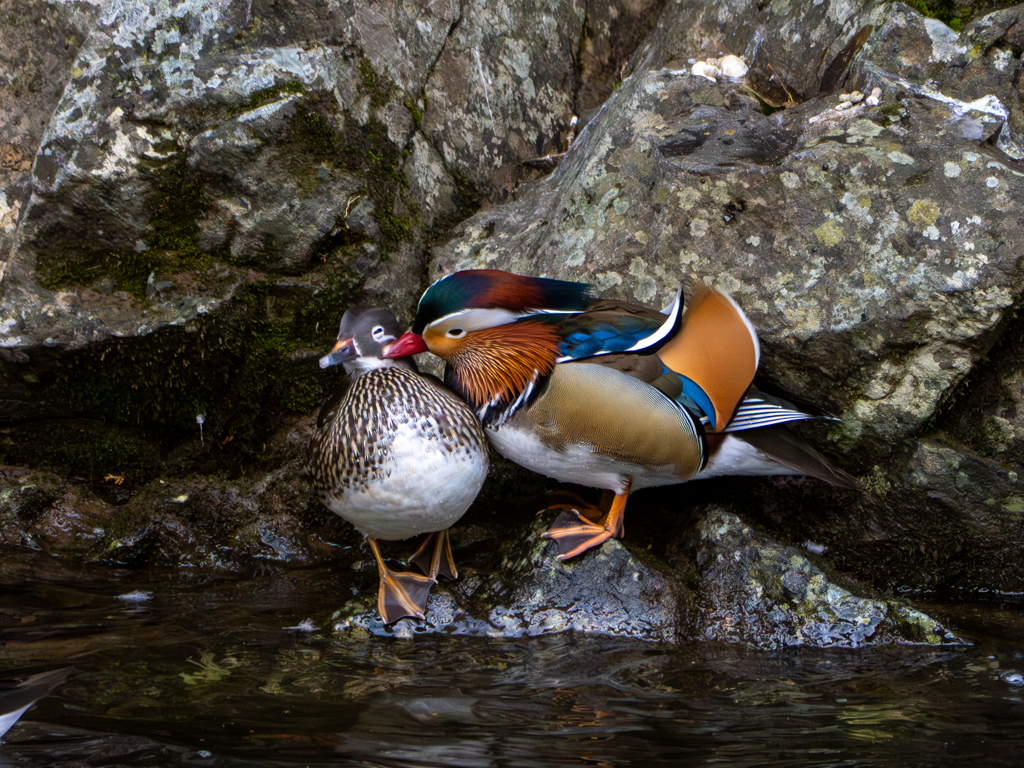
[2,552,1024,766]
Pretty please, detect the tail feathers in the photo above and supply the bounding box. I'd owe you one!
[737,426,862,489]
[656,283,759,431]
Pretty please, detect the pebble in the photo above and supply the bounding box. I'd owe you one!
[691,61,720,82]
[1001,671,1024,686]
[719,54,749,78]
[691,54,748,82]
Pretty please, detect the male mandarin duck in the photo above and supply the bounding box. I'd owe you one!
[309,306,489,623]
[384,269,857,560]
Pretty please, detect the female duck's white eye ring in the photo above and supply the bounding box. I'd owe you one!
[372,325,386,341]
[446,328,466,338]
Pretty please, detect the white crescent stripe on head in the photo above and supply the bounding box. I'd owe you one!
[427,307,527,333]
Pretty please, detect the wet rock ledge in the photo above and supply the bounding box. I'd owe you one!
[1,451,962,647]
[333,507,962,648]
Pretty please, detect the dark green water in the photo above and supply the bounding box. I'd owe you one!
[3,552,1024,767]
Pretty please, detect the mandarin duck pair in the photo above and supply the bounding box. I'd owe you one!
[311,271,856,623]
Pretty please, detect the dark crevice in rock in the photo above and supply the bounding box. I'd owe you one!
[417,1,471,208]
[931,296,1024,462]
[427,0,465,80]
[818,24,875,95]
[412,7,488,222]
[657,115,801,173]
[571,0,591,115]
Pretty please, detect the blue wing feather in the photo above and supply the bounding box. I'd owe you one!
[557,315,664,360]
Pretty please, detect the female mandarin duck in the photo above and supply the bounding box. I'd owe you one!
[309,306,489,623]
[385,269,857,561]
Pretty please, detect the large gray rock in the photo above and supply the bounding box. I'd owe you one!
[421,0,585,202]
[333,515,683,642]
[690,507,961,648]
[428,0,1024,594]
[2,0,446,350]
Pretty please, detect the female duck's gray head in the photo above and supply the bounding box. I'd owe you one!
[320,306,411,376]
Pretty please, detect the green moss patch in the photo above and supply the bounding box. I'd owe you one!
[237,80,307,114]
[338,115,415,251]
[5,273,363,483]
[37,249,157,298]
[358,58,396,110]
[36,158,215,298]
[906,0,1019,32]
[404,101,422,130]
[0,420,159,483]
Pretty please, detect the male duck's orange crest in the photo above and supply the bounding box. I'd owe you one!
[448,322,562,410]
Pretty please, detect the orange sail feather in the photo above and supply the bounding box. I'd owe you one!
[656,283,759,431]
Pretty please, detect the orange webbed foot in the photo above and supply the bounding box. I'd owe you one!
[409,529,458,581]
[542,509,621,560]
[541,484,630,561]
[377,568,436,624]
[367,537,437,624]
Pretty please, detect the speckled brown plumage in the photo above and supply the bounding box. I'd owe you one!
[310,366,487,517]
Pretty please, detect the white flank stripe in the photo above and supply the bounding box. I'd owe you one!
[624,286,684,353]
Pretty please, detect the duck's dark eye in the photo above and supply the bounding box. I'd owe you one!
[371,326,386,340]
[447,328,466,338]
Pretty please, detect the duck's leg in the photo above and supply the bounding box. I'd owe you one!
[541,489,615,521]
[541,489,598,513]
[366,537,436,624]
[541,479,631,561]
[409,530,458,581]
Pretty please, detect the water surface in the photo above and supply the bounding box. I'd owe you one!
[2,552,1023,767]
